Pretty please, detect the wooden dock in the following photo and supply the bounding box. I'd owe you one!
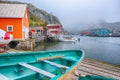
[15,39,36,51]
[72,58,120,80]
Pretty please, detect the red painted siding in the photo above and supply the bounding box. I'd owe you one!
[0,7,29,40]
[0,18,22,40]
[47,24,63,36]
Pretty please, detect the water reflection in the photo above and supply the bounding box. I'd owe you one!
[36,36,120,65]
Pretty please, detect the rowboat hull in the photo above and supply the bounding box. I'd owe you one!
[79,75,116,80]
[0,50,84,80]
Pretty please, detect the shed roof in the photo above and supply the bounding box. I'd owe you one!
[0,3,27,18]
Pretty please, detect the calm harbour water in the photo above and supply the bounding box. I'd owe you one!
[36,36,120,66]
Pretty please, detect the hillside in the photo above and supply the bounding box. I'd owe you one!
[81,22,120,36]
[0,1,61,27]
[27,3,61,27]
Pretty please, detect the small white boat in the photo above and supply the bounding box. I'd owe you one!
[0,29,13,45]
[59,35,78,42]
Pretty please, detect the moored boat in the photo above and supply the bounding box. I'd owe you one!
[0,50,84,80]
[59,35,78,42]
[0,29,13,45]
[0,29,13,53]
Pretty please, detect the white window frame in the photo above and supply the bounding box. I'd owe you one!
[7,25,13,32]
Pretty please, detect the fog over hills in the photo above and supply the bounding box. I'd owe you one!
[66,21,120,34]
[1,0,120,34]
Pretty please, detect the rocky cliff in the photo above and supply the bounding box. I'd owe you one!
[27,3,61,25]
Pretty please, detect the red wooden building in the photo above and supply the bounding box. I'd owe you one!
[47,24,63,36]
[0,3,29,41]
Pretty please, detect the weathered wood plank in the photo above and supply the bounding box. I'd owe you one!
[75,58,120,79]
[82,61,120,73]
[80,63,120,77]
[78,65,120,79]
[83,58,120,70]
[37,55,64,61]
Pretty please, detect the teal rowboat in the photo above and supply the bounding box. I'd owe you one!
[0,50,117,80]
[0,50,84,80]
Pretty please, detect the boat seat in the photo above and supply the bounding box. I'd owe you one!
[18,62,55,78]
[0,73,9,80]
[43,60,69,69]
[63,57,77,61]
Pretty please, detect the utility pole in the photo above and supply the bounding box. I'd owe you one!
[33,18,34,27]
[50,13,54,24]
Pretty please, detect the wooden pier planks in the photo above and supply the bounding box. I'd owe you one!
[76,58,120,79]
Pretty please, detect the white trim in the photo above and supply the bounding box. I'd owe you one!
[47,24,61,26]
[12,38,22,41]
[7,25,13,32]
[26,14,28,19]
[22,18,24,40]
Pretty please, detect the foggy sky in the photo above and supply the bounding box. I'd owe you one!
[10,0,120,32]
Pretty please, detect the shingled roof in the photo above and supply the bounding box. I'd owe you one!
[0,3,27,18]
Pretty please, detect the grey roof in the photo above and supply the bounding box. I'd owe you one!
[0,3,27,18]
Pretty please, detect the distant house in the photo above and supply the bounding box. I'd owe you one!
[47,24,63,36]
[81,31,90,36]
[0,3,29,41]
[90,28,111,36]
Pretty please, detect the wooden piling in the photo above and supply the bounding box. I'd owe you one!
[16,39,35,51]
